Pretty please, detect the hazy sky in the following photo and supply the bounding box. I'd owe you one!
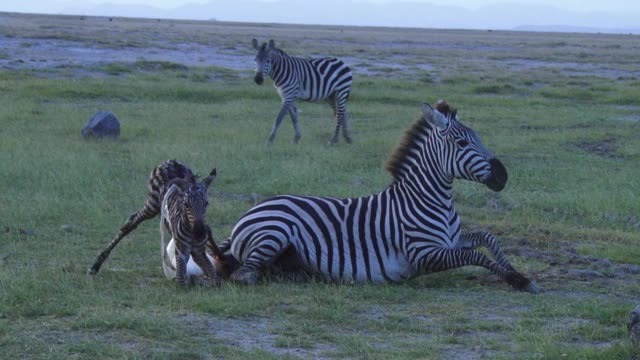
[3,0,640,14]
[2,0,639,32]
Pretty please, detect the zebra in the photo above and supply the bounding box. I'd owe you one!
[252,38,353,145]
[87,160,226,279]
[159,172,230,286]
[221,100,539,293]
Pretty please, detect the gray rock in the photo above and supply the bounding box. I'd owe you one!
[81,111,120,139]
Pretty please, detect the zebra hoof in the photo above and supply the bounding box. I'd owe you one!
[524,281,541,294]
[230,266,260,285]
[504,271,536,292]
[87,263,100,275]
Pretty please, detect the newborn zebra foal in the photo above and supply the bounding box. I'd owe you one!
[88,160,232,285]
[160,171,237,286]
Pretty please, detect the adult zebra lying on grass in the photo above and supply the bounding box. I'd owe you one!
[88,160,231,282]
[252,38,353,145]
[221,100,539,293]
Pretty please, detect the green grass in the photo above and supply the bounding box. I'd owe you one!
[1,12,640,360]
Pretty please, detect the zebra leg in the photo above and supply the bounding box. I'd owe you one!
[174,246,191,287]
[288,105,302,143]
[191,246,222,287]
[419,247,539,293]
[160,217,176,280]
[337,96,351,144]
[327,98,341,145]
[458,231,516,272]
[337,106,351,144]
[230,235,288,285]
[268,101,292,144]
[88,205,158,275]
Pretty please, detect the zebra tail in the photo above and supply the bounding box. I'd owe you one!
[217,238,232,254]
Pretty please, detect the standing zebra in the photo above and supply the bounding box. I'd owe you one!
[252,38,353,144]
[222,100,539,293]
[160,172,225,286]
[87,160,221,277]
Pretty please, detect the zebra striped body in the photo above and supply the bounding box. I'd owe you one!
[160,172,221,286]
[252,39,353,144]
[226,101,538,292]
[88,160,217,277]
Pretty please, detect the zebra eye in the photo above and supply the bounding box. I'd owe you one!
[456,139,469,147]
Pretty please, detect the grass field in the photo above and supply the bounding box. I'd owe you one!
[1,12,640,359]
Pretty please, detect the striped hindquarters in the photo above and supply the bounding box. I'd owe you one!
[229,193,413,283]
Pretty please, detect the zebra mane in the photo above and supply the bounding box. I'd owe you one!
[384,116,431,180]
[384,101,458,180]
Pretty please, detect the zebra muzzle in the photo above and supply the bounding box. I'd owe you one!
[254,72,264,85]
[484,158,508,192]
[192,220,207,241]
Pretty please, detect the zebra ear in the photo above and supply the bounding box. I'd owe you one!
[252,38,259,50]
[202,168,216,188]
[268,39,275,48]
[422,102,449,129]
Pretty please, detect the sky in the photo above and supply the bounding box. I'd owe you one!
[1,0,639,32]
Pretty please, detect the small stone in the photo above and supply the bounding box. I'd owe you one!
[61,224,73,233]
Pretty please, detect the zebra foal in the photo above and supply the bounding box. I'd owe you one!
[88,160,230,283]
[160,171,230,286]
[222,100,539,293]
[252,38,353,144]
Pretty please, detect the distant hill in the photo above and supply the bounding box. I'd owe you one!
[513,25,640,35]
[11,0,640,34]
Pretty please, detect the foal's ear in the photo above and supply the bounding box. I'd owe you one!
[422,102,449,129]
[202,168,216,188]
[268,39,275,48]
[252,38,259,50]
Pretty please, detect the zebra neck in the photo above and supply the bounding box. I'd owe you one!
[269,50,290,85]
[179,208,194,232]
[390,176,453,210]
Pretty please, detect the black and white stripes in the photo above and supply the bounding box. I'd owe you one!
[225,101,538,292]
[252,39,353,144]
[88,160,197,275]
[160,170,221,286]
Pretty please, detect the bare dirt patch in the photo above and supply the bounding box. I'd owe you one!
[573,137,622,158]
[177,313,337,358]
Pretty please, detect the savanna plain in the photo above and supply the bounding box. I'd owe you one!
[1,12,639,359]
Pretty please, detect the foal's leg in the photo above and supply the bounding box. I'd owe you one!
[88,202,159,275]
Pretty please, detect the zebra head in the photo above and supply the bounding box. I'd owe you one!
[423,101,508,192]
[252,38,275,85]
[180,168,217,241]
